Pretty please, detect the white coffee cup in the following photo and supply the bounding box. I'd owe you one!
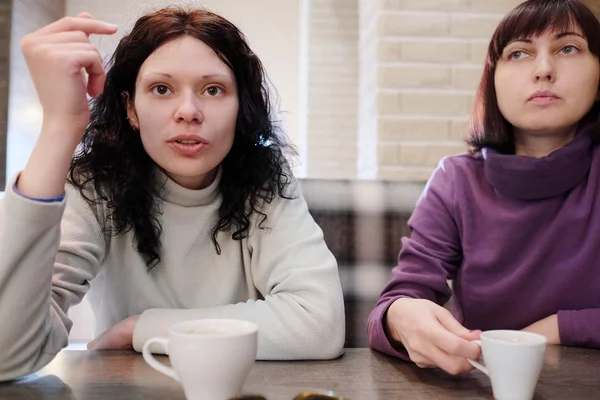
[468,330,547,400]
[142,319,258,400]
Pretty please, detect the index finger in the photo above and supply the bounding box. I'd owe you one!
[429,326,481,360]
[427,346,476,375]
[34,16,117,37]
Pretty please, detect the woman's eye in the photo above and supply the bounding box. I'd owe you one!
[151,85,172,95]
[510,50,525,60]
[204,86,223,96]
[560,45,579,55]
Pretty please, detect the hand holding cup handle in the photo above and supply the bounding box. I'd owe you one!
[466,340,488,375]
[385,298,481,375]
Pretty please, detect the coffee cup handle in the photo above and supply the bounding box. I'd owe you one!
[142,337,179,382]
[467,340,489,375]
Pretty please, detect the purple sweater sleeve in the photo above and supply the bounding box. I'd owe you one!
[558,309,600,348]
[368,158,463,358]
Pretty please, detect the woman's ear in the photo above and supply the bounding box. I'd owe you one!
[121,91,139,130]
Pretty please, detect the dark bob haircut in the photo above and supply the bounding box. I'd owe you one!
[467,0,600,153]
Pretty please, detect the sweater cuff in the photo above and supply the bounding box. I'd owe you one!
[3,173,66,224]
[367,297,411,361]
[557,309,600,347]
[13,183,65,203]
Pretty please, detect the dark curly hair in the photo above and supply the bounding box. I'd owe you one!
[69,7,295,269]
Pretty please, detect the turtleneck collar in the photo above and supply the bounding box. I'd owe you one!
[154,166,222,207]
[482,128,593,201]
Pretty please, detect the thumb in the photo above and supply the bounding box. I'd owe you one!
[87,336,100,350]
[460,329,482,341]
[87,332,117,350]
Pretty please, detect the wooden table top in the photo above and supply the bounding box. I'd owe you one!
[0,346,598,399]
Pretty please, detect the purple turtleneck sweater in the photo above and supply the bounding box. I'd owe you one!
[368,130,600,359]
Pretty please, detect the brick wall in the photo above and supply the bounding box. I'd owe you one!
[306,0,359,179]
[359,0,522,181]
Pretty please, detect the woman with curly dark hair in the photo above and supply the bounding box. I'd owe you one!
[0,7,345,380]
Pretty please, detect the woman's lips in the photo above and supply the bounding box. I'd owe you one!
[168,141,207,156]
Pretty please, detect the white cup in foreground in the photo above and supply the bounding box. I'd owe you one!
[468,330,547,400]
[142,319,258,400]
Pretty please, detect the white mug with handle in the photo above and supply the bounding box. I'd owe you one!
[468,330,547,400]
[142,318,258,400]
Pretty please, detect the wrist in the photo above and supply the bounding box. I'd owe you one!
[18,132,78,198]
[385,298,410,344]
[41,116,87,141]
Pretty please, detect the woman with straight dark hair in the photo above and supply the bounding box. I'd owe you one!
[0,7,345,380]
[369,0,600,375]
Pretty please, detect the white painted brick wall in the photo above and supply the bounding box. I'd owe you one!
[307,0,359,179]
[368,0,521,181]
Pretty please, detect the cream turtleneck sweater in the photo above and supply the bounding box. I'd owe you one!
[0,169,345,380]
